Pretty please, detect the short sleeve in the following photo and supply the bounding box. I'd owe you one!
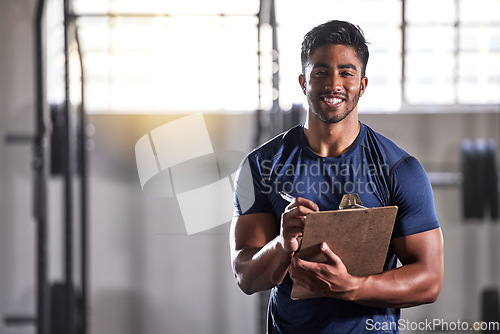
[233,152,273,217]
[390,156,440,237]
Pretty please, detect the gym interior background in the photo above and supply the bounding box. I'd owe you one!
[0,0,499,333]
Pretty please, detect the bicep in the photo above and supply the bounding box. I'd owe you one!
[230,213,290,293]
[230,213,278,253]
[393,227,444,269]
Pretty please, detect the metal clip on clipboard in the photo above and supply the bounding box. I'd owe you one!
[338,193,366,209]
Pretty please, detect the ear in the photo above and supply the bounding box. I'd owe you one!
[359,76,368,97]
[298,74,306,95]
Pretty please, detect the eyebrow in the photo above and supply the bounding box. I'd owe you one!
[313,62,358,71]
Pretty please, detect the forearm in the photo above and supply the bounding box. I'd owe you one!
[349,262,442,308]
[233,236,293,295]
[290,229,444,308]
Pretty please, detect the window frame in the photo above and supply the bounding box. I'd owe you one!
[63,0,500,114]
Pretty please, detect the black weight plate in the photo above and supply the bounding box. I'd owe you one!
[473,140,487,219]
[50,282,83,334]
[486,140,499,220]
[50,104,66,176]
[462,140,475,220]
[481,288,500,334]
[50,282,66,334]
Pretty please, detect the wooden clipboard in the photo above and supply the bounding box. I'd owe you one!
[290,205,398,300]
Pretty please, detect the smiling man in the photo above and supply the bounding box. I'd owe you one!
[302,46,366,125]
[230,20,444,334]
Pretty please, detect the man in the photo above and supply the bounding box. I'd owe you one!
[230,20,443,333]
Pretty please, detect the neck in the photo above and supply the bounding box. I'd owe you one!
[303,110,360,158]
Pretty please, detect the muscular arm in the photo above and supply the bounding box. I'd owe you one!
[290,227,444,308]
[352,227,444,307]
[229,213,290,294]
[230,198,319,295]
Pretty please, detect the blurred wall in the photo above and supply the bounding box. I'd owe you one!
[0,1,37,334]
[1,0,499,333]
[86,114,259,334]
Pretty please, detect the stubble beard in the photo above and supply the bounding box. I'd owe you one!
[308,87,362,124]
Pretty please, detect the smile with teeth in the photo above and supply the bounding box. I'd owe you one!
[322,96,345,107]
[323,97,343,104]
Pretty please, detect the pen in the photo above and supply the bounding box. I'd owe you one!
[279,191,296,203]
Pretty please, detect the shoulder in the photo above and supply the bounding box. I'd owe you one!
[360,123,412,172]
[234,126,303,216]
[247,125,303,164]
[390,155,430,189]
[359,123,430,187]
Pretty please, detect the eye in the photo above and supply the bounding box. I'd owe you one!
[313,70,327,76]
[341,71,354,77]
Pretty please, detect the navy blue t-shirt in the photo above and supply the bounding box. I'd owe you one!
[233,123,440,334]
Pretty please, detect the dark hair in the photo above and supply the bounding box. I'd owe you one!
[301,20,369,77]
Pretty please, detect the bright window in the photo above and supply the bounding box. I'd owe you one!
[59,0,500,113]
[77,15,259,112]
[73,0,260,113]
[405,0,500,106]
[275,0,402,112]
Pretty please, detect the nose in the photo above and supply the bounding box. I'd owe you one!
[326,72,343,92]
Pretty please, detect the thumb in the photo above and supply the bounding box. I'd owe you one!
[320,242,341,264]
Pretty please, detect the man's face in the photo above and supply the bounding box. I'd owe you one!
[299,44,368,124]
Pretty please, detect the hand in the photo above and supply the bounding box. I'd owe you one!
[279,197,319,254]
[289,242,365,297]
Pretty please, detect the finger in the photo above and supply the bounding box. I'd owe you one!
[287,204,316,218]
[282,211,306,228]
[284,197,319,212]
[282,208,308,227]
[282,226,304,237]
[291,254,302,269]
[291,254,315,274]
[289,256,304,279]
[320,242,341,264]
[295,197,320,212]
[291,254,317,272]
[289,256,318,289]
